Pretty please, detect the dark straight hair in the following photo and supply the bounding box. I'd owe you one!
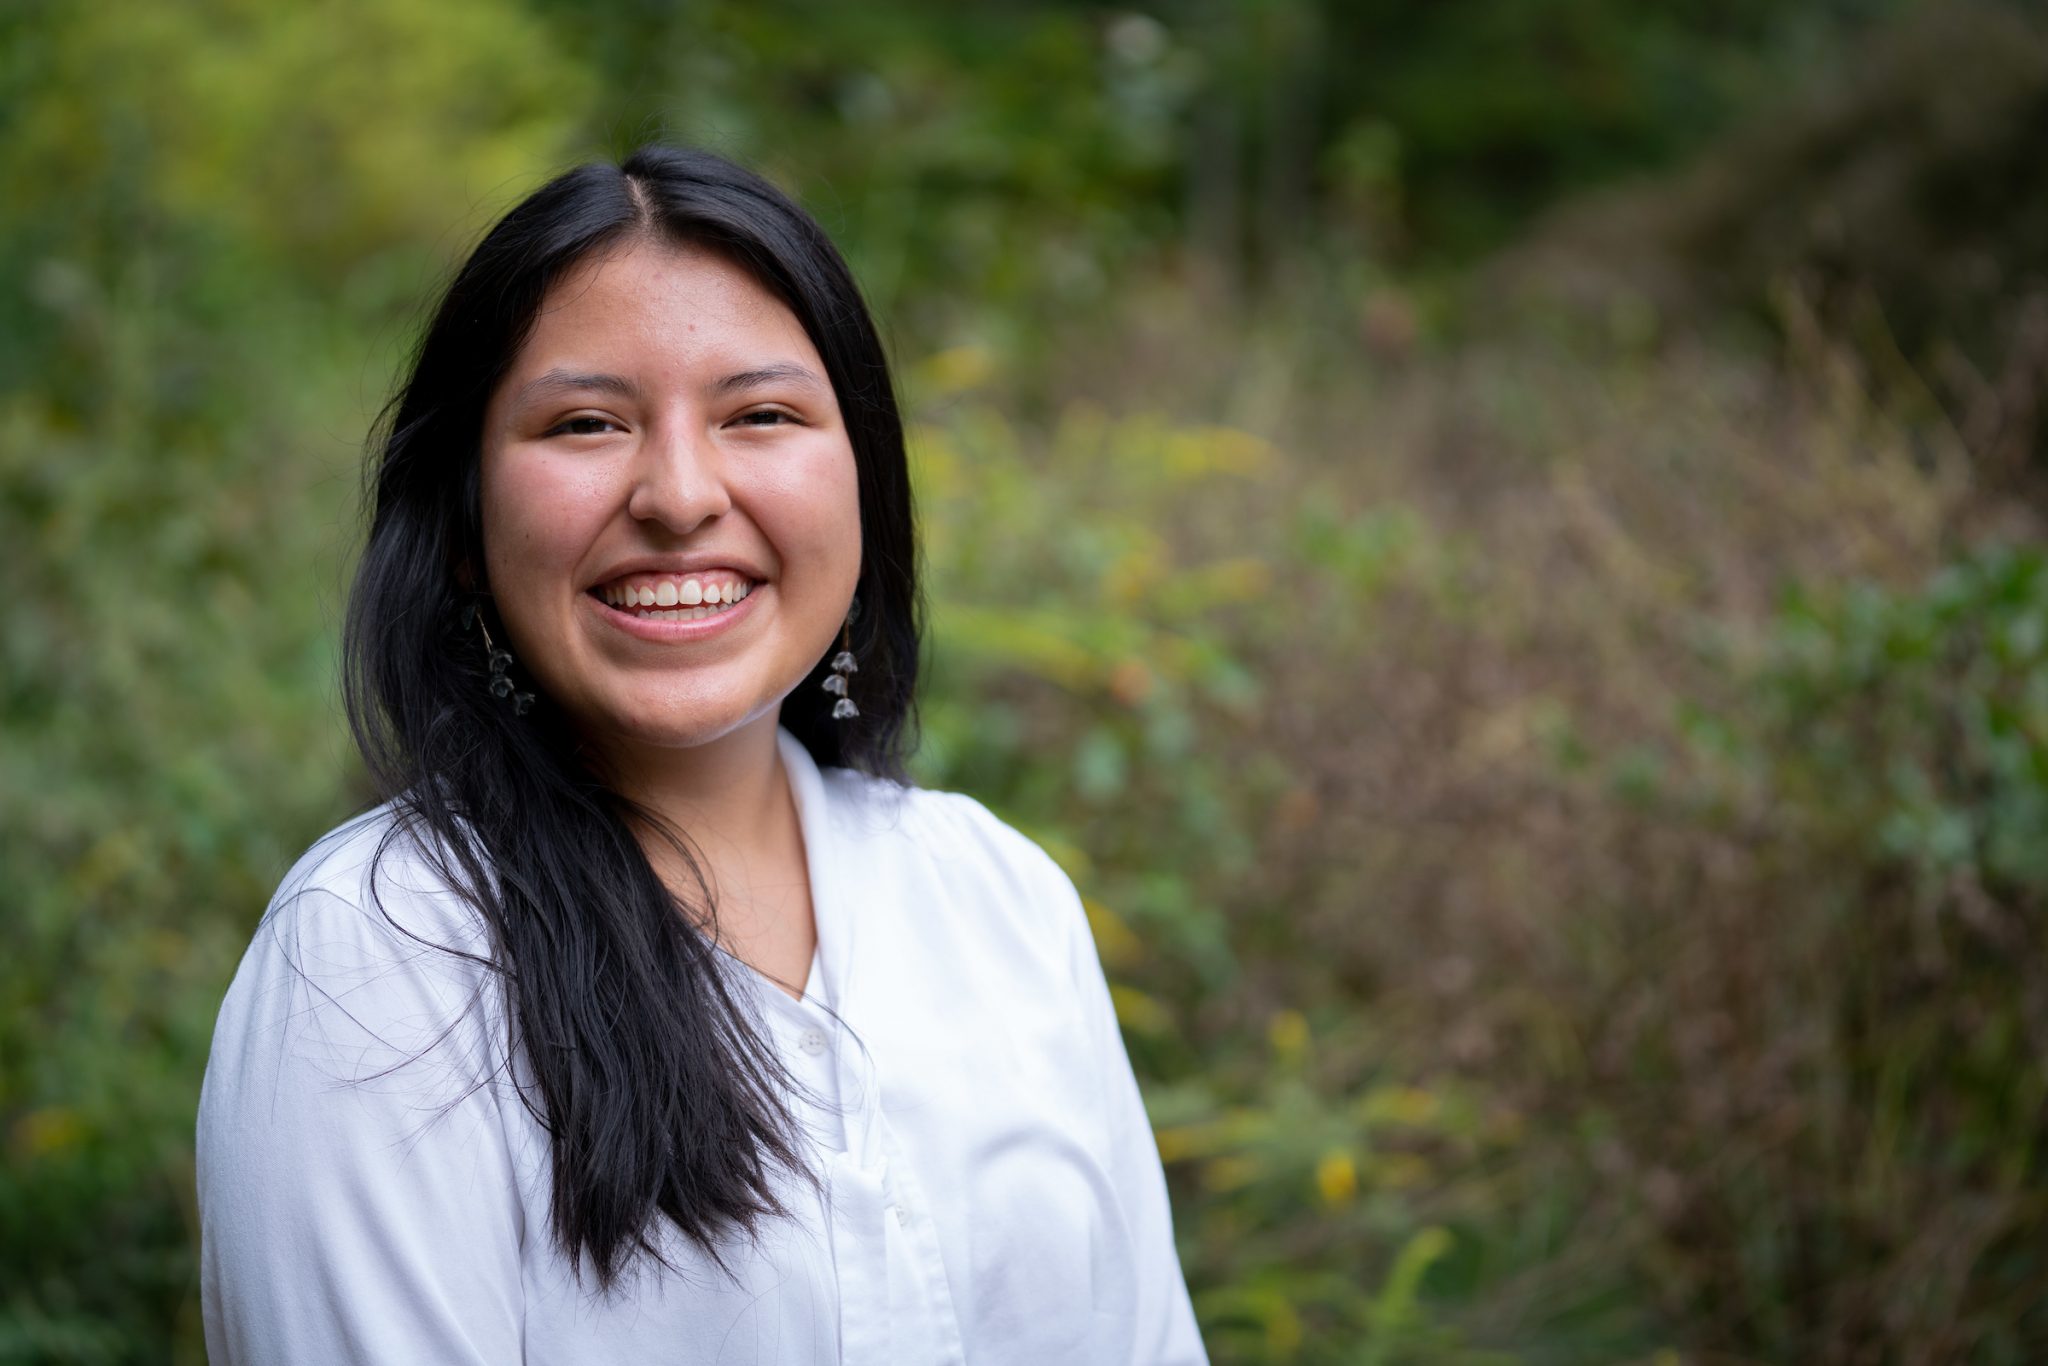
[341,145,920,1288]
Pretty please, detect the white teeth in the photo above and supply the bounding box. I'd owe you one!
[600,576,755,615]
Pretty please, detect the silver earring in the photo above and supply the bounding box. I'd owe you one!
[463,602,535,716]
[824,601,859,720]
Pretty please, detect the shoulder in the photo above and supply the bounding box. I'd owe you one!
[210,802,503,1083]
[810,764,1093,979]
[197,817,528,1360]
[201,803,513,1178]
[261,799,496,962]
[821,766,1076,891]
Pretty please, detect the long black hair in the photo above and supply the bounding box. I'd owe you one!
[341,145,920,1288]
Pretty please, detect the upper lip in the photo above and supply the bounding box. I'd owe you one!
[585,553,770,591]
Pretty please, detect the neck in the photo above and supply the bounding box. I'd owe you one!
[589,711,817,1000]
[591,712,792,885]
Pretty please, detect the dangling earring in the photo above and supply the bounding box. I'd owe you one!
[823,598,859,721]
[462,601,535,716]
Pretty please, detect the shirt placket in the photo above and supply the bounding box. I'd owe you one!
[833,1026,965,1366]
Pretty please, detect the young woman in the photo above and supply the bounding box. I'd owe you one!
[195,145,1207,1364]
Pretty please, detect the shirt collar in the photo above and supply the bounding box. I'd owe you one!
[776,727,849,1015]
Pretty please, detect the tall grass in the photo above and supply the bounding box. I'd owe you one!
[910,283,2042,1362]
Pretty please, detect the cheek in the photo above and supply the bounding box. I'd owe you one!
[758,451,863,575]
[480,452,608,585]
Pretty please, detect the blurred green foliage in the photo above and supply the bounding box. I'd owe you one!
[5,0,2046,1362]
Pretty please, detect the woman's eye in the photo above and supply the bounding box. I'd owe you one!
[733,408,796,427]
[548,416,619,436]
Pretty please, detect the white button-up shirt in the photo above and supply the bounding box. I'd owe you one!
[198,729,1208,1364]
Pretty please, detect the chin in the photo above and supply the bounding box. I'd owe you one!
[593,699,783,756]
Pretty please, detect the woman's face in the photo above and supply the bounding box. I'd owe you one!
[478,237,862,763]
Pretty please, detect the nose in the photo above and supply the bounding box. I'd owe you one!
[625,420,733,535]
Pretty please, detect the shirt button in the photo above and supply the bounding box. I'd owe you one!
[798,1028,828,1057]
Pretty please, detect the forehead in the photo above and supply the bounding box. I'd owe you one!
[513,238,817,375]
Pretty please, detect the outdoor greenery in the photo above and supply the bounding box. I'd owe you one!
[4,1,2044,1361]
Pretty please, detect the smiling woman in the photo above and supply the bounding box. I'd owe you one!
[192,145,1207,1364]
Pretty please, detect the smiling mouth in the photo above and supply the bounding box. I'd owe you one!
[590,571,758,621]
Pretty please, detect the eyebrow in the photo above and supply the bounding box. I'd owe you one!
[509,362,828,409]
[508,369,641,408]
[708,362,828,398]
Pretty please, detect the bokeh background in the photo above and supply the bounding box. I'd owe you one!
[5,0,2047,1361]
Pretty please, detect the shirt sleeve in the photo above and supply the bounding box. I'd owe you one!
[197,882,527,1365]
[1048,863,1210,1365]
